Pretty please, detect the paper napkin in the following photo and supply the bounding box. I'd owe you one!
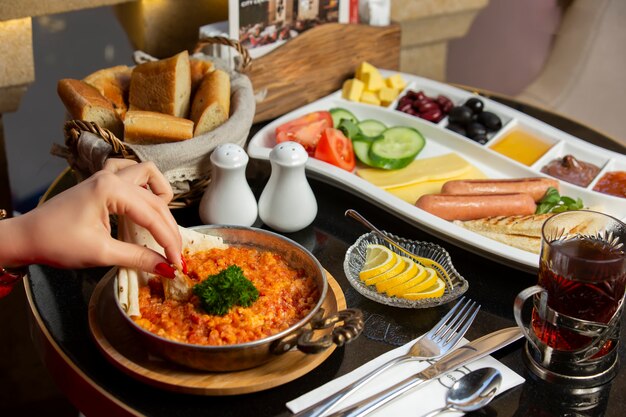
[287,337,524,416]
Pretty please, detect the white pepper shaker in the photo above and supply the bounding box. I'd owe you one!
[258,141,317,232]
[199,144,257,226]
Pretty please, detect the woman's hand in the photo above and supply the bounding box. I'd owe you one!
[3,160,182,273]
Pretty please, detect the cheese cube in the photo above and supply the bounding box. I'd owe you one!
[360,91,381,106]
[355,61,378,81]
[386,74,407,90]
[342,78,364,102]
[362,71,385,92]
[378,86,399,106]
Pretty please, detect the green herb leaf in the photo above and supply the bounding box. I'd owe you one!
[535,187,585,214]
[192,265,259,316]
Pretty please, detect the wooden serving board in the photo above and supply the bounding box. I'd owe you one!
[248,23,401,123]
[88,269,346,395]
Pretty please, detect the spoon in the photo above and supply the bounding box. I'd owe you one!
[420,367,502,417]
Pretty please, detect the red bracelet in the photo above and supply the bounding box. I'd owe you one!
[0,209,27,299]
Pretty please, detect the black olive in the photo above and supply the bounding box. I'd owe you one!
[447,106,473,125]
[477,111,502,131]
[464,97,484,114]
[446,123,467,136]
[472,133,489,145]
[467,122,487,138]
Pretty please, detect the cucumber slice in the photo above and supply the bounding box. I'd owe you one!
[352,141,375,166]
[330,108,358,127]
[369,127,426,170]
[337,119,361,140]
[358,119,387,137]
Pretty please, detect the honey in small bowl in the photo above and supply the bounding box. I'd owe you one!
[490,129,554,166]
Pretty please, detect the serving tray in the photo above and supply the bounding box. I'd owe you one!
[88,268,346,395]
[247,72,626,272]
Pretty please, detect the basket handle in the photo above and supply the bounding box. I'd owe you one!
[193,35,252,73]
[63,120,138,161]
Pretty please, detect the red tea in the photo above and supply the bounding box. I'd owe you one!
[532,235,626,352]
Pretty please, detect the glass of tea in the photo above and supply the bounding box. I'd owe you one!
[514,210,626,386]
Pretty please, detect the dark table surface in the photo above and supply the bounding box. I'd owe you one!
[26,95,626,417]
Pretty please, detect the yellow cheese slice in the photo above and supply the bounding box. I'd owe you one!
[356,153,473,189]
[386,165,486,204]
[378,86,399,106]
[360,91,381,106]
[362,71,385,92]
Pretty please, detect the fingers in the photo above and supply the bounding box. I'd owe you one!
[110,182,182,266]
[110,160,174,203]
[103,158,137,173]
[105,239,169,273]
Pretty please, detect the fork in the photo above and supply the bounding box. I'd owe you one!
[293,297,480,417]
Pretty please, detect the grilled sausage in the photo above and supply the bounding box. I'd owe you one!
[416,193,537,221]
[441,178,559,202]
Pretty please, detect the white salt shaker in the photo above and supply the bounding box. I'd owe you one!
[258,141,317,232]
[199,144,257,226]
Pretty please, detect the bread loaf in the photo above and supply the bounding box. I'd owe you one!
[190,58,214,94]
[190,69,230,136]
[83,65,132,118]
[129,51,191,118]
[57,78,123,137]
[124,110,194,144]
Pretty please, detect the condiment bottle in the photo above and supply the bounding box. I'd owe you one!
[199,144,257,226]
[258,141,317,232]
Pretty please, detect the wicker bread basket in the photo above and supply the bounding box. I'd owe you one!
[53,38,254,209]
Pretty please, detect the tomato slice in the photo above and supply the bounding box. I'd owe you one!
[275,111,333,155]
[314,128,356,172]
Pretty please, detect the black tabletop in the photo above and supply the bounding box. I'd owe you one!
[27,97,626,417]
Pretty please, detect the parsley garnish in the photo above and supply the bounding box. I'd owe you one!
[192,265,259,315]
[536,187,584,214]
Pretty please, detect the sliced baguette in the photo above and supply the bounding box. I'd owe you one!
[57,78,123,137]
[129,50,191,118]
[190,58,215,94]
[83,65,132,118]
[190,69,230,136]
[124,110,194,144]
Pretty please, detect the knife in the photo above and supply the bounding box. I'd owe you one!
[323,326,523,417]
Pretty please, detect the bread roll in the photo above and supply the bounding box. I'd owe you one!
[124,110,194,144]
[83,65,132,118]
[190,58,214,94]
[57,78,123,137]
[129,51,191,118]
[190,69,230,136]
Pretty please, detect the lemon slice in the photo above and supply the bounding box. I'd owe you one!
[359,247,398,281]
[398,267,437,295]
[401,277,446,300]
[363,255,404,285]
[384,263,427,296]
[374,257,419,293]
[364,244,388,264]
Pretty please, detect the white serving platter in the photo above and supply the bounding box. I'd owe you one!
[247,72,626,272]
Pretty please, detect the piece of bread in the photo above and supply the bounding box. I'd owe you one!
[453,214,555,253]
[83,65,132,118]
[123,110,194,144]
[190,69,230,136]
[57,78,123,137]
[129,51,191,118]
[190,58,215,94]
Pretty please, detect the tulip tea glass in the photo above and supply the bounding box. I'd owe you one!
[514,210,626,386]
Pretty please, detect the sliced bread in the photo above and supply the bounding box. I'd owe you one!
[190,58,215,95]
[123,110,194,144]
[129,50,191,118]
[83,65,132,118]
[190,69,230,136]
[57,78,123,137]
